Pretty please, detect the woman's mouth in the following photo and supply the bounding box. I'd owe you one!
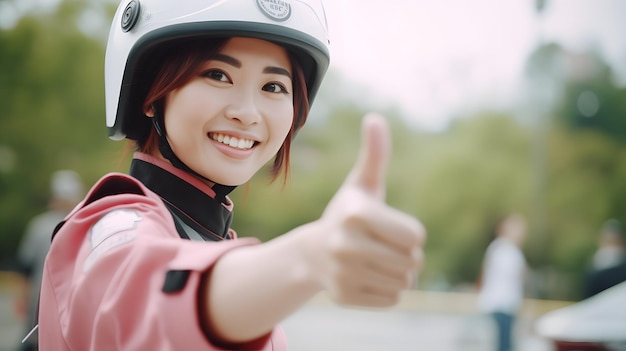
[209,132,256,150]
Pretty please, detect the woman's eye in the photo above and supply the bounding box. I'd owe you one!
[202,69,230,83]
[263,82,289,94]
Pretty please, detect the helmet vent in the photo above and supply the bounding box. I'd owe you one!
[121,0,141,32]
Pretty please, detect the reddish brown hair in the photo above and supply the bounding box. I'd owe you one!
[138,37,310,182]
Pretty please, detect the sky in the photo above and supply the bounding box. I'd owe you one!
[322,0,626,131]
[1,0,625,131]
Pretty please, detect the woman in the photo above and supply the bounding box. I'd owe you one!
[37,0,426,350]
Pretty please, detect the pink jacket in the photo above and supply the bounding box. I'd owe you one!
[38,162,287,350]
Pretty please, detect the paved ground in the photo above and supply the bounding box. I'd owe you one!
[282,304,553,351]
[1,290,24,351]
[1,287,556,351]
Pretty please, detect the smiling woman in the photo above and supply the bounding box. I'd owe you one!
[158,38,296,186]
[35,0,426,350]
[138,37,309,185]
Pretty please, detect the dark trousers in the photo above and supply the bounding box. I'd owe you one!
[491,311,515,351]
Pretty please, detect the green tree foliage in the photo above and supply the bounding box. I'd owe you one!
[558,62,626,142]
[0,1,124,262]
[411,115,534,286]
[521,43,626,299]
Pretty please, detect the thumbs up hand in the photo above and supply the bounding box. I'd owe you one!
[305,113,426,307]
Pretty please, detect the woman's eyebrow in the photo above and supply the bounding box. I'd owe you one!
[264,66,292,79]
[209,53,292,79]
[209,53,241,68]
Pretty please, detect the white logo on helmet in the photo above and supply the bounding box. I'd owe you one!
[256,0,291,22]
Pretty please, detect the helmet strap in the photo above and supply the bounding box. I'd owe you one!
[150,104,236,200]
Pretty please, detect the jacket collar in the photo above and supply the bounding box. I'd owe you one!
[129,153,234,241]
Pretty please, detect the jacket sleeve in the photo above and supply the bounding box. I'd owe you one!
[39,174,278,350]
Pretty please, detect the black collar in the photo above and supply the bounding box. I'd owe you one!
[130,157,234,241]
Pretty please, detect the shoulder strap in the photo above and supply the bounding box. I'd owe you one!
[51,174,145,242]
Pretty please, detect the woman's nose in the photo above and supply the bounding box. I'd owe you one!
[224,89,262,126]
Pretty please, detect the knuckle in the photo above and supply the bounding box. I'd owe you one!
[381,294,401,307]
[414,219,427,243]
[413,248,424,268]
[391,293,402,305]
[343,204,368,225]
[402,217,427,247]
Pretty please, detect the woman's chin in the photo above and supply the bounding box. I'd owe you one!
[204,173,253,187]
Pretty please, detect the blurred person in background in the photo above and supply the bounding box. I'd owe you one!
[14,170,84,351]
[582,219,626,299]
[478,213,529,351]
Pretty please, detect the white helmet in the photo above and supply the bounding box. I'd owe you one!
[105,0,331,140]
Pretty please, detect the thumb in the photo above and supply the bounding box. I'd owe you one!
[346,113,391,200]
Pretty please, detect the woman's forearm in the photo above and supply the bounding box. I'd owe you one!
[202,115,425,345]
[202,221,321,343]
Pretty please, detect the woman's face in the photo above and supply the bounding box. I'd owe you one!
[163,37,294,186]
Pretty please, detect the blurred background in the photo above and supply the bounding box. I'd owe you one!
[1,0,625,350]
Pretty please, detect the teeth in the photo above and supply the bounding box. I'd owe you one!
[210,133,255,150]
